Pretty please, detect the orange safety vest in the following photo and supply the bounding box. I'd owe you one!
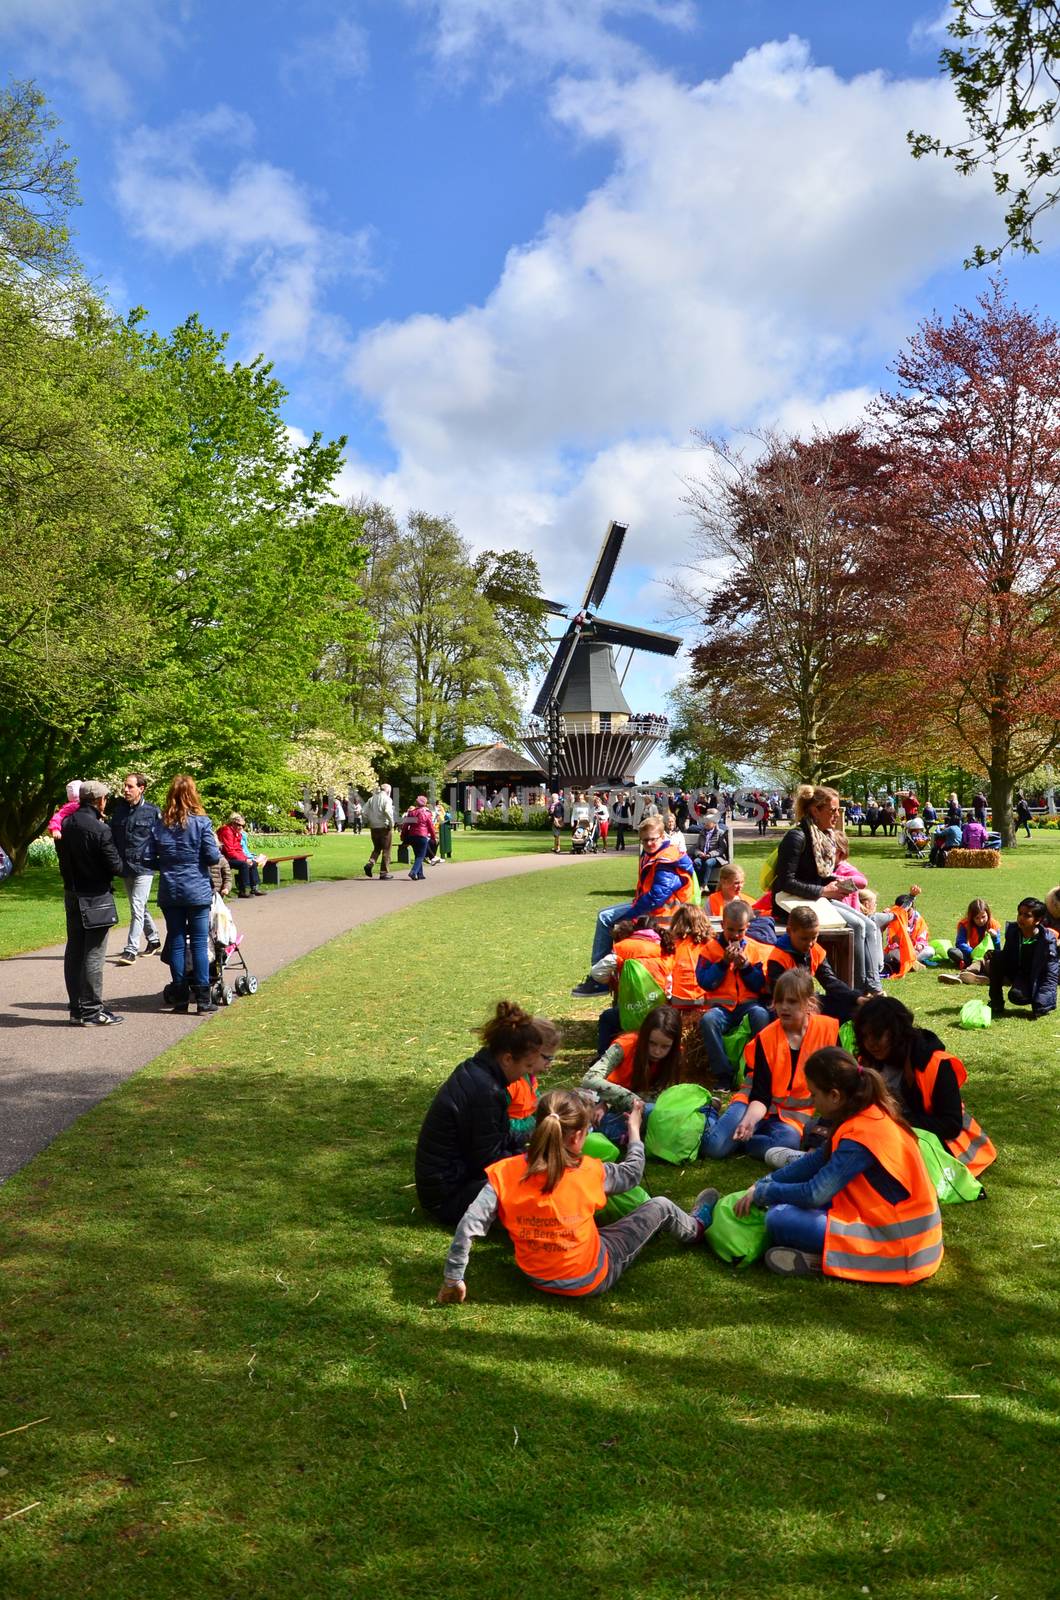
[605,1032,640,1089]
[486,1153,609,1296]
[671,936,711,1002]
[507,1073,538,1122]
[765,942,825,998]
[822,1106,943,1284]
[636,841,694,919]
[913,1049,996,1178]
[956,917,999,953]
[707,889,755,917]
[697,936,773,1007]
[731,1014,840,1128]
[613,935,673,992]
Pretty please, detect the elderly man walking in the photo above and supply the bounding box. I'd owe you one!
[363,783,395,880]
[109,771,162,965]
[57,780,125,1026]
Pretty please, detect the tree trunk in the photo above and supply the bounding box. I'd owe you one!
[989,770,1015,849]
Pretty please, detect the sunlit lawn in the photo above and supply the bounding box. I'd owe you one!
[0,836,1056,1598]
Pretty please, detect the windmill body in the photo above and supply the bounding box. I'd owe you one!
[518,522,680,788]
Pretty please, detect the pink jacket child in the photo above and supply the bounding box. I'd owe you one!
[833,860,868,909]
[48,781,83,839]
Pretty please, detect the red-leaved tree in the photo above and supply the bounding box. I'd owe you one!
[879,279,1060,845]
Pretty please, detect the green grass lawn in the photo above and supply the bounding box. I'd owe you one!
[0,839,1056,1599]
[0,828,555,959]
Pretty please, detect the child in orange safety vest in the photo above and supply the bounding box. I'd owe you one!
[580,1006,695,1146]
[702,969,839,1161]
[731,1047,944,1281]
[437,1090,719,1303]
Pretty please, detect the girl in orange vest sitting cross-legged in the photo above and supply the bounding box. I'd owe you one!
[580,1006,692,1147]
[852,995,996,1177]
[437,1090,719,1304]
[668,903,714,1004]
[732,1047,944,1280]
[703,970,839,1160]
[706,863,755,919]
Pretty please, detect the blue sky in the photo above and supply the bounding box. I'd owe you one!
[3,0,1053,732]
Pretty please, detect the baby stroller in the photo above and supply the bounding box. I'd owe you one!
[571,817,598,854]
[161,896,259,1008]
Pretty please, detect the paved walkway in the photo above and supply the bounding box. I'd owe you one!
[0,851,582,1182]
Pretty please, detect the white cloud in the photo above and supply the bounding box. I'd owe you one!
[113,106,375,362]
[344,36,1005,625]
[409,0,695,83]
[0,0,187,117]
[280,18,370,91]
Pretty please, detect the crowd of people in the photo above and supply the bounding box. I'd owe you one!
[415,783,1059,1303]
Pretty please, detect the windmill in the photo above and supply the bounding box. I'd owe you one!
[519,521,682,790]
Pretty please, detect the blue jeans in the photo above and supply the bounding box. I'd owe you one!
[764,1203,828,1253]
[597,1005,622,1054]
[121,872,158,956]
[698,1002,770,1088]
[410,834,430,878]
[164,902,211,992]
[591,902,635,966]
[597,1103,653,1146]
[701,1103,803,1160]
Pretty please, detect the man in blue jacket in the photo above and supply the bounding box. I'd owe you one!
[109,772,162,965]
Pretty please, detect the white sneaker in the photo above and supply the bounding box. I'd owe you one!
[764,1146,803,1170]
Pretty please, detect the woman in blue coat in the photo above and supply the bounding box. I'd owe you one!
[146,775,221,1014]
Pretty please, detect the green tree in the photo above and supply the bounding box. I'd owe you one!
[910,2,1060,264]
[0,79,79,277]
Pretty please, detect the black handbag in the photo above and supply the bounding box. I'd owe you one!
[78,891,118,930]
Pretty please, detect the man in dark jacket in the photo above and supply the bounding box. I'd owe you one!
[109,772,162,965]
[57,780,125,1026]
[415,1050,525,1226]
[989,900,1058,1020]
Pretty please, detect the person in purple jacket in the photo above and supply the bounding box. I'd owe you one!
[402,795,437,882]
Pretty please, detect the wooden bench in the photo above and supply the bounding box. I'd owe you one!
[261,853,312,886]
[816,926,855,987]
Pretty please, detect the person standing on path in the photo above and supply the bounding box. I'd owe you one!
[363,783,395,879]
[402,796,437,881]
[109,772,162,966]
[146,776,221,1016]
[57,780,125,1026]
[548,792,565,854]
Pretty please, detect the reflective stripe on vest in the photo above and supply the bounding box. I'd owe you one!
[914,1050,996,1178]
[822,1106,944,1285]
[486,1154,609,1297]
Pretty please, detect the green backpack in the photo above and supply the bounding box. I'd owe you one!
[583,1131,652,1221]
[618,958,666,1031]
[722,1013,754,1086]
[916,1130,984,1204]
[705,1188,769,1267]
[959,998,992,1029]
[644,1082,715,1164]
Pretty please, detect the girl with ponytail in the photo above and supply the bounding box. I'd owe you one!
[437,1089,719,1304]
[731,1047,943,1283]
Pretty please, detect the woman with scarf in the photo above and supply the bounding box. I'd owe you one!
[772,786,883,994]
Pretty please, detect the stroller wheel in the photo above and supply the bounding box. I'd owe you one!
[244,974,259,995]
[222,987,236,1007]
[234,977,248,997]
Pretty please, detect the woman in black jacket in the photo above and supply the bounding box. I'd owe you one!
[772,785,883,992]
[415,1001,562,1226]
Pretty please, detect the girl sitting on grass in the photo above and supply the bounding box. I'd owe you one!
[732,1047,943,1282]
[669,903,715,1003]
[580,1005,685,1144]
[853,995,995,1176]
[940,897,1000,981]
[437,1090,718,1304]
[702,970,840,1161]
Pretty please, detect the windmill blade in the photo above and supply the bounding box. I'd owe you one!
[580,521,627,611]
[585,615,682,656]
[531,625,581,716]
[485,586,570,618]
[540,598,571,617]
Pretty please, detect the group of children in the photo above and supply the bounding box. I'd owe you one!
[424,844,1058,1306]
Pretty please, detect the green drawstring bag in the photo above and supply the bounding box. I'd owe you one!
[618,958,666,1032]
[916,1130,984,1204]
[760,847,779,891]
[583,1131,651,1221]
[959,998,992,1029]
[688,866,703,906]
[928,938,952,965]
[705,1188,769,1267]
[644,1082,715,1164]
[838,1020,857,1053]
[722,1013,754,1086]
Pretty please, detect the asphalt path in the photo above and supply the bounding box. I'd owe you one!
[0,850,583,1182]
